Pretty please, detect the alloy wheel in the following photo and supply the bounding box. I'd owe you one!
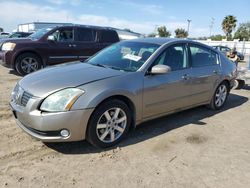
[215,85,227,108]
[96,107,127,143]
[21,57,39,73]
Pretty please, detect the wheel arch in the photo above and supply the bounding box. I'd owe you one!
[14,50,45,68]
[88,94,136,130]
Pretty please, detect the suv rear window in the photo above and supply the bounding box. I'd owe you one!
[99,30,119,43]
[76,28,96,42]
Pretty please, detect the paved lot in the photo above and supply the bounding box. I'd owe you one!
[0,65,250,188]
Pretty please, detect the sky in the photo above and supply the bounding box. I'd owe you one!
[0,0,249,37]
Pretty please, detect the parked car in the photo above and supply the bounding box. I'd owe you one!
[212,45,244,61]
[10,38,237,148]
[7,32,33,38]
[0,25,119,75]
[0,32,10,38]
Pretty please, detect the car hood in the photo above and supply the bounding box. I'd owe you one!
[18,62,124,98]
[0,38,32,48]
[0,38,31,43]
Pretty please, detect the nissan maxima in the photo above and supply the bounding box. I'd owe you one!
[10,38,237,148]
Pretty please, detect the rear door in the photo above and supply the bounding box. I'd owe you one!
[188,43,221,103]
[98,30,119,49]
[46,27,78,65]
[74,27,100,61]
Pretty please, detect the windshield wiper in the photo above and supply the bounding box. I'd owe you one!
[90,63,108,68]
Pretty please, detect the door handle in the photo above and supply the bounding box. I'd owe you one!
[182,74,190,80]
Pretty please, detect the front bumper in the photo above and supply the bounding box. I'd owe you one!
[0,50,14,68]
[10,99,94,142]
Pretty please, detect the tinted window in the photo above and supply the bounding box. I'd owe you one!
[153,44,188,71]
[99,30,119,43]
[76,28,96,42]
[51,28,73,42]
[189,44,218,67]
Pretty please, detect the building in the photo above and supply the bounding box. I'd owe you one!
[17,22,73,32]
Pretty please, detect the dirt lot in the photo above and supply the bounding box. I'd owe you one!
[0,64,250,188]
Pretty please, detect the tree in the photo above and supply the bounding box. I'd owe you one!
[124,28,132,32]
[234,22,250,41]
[0,27,3,32]
[157,26,171,37]
[210,34,226,41]
[222,15,237,40]
[175,28,188,38]
[147,33,156,37]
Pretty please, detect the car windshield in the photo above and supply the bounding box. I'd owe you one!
[87,41,160,72]
[28,28,53,40]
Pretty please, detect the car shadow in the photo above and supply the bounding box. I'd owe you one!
[45,93,248,154]
[8,69,21,76]
[242,85,250,90]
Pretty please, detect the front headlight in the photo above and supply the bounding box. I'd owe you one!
[2,42,16,51]
[40,88,84,112]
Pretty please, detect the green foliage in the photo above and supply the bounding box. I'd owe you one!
[234,22,250,41]
[175,28,188,38]
[124,28,132,32]
[0,27,3,32]
[210,34,226,41]
[222,15,237,39]
[148,33,156,37]
[157,26,171,37]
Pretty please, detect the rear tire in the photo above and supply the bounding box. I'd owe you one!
[15,53,42,76]
[209,82,229,110]
[86,99,131,148]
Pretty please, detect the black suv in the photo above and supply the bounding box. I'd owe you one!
[0,25,119,75]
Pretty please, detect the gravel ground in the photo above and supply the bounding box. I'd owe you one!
[0,65,250,188]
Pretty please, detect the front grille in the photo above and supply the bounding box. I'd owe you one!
[21,91,33,106]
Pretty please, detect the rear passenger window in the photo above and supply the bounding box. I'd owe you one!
[76,28,96,42]
[99,30,119,43]
[189,45,218,67]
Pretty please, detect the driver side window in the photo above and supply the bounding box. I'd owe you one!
[153,44,188,71]
[51,28,73,42]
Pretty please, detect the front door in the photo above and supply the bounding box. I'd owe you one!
[143,43,193,119]
[47,27,78,65]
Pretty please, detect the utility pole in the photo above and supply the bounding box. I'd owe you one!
[209,17,215,37]
[187,19,191,36]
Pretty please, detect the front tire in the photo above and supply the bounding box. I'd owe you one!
[209,82,229,110]
[15,53,42,76]
[87,99,131,148]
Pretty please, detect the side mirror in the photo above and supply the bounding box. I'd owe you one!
[150,65,171,75]
[47,35,55,41]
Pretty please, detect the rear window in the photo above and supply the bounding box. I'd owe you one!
[76,28,96,42]
[99,30,119,43]
[189,44,218,67]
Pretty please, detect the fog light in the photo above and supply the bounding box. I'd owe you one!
[60,129,70,137]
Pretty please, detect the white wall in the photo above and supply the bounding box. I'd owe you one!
[196,40,250,56]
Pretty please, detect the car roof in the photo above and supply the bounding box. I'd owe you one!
[55,24,117,31]
[127,37,207,46]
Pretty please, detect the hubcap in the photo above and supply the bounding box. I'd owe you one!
[96,108,127,143]
[215,85,227,107]
[21,57,39,73]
